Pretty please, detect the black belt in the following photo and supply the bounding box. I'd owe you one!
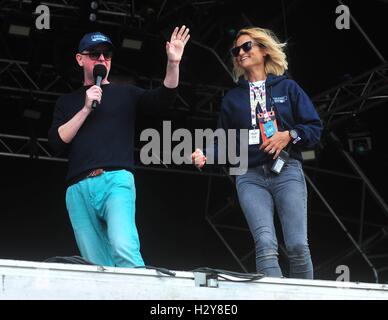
[67,167,123,187]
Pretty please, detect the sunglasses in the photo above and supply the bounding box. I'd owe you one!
[230,41,259,57]
[80,50,113,61]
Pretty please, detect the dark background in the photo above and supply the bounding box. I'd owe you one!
[1,0,388,283]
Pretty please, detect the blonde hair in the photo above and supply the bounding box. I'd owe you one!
[232,27,288,81]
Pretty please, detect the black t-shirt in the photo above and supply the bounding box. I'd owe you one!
[48,83,177,184]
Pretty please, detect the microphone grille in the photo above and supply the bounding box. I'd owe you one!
[93,64,107,79]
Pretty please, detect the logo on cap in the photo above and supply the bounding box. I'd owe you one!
[91,34,108,42]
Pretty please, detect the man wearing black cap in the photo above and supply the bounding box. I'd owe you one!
[48,27,190,267]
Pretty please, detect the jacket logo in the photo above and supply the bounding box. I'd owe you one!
[273,96,288,103]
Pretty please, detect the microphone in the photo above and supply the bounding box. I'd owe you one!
[92,64,107,109]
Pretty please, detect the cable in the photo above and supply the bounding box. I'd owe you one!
[190,267,265,283]
[43,255,95,265]
[134,265,176,277]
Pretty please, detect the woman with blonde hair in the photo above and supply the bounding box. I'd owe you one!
[192,27,322,279]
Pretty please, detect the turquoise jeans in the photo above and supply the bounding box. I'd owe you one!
[66,170,144,267]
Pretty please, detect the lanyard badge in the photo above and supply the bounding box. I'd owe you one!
[249,128,261,145]
[258,110,278,143]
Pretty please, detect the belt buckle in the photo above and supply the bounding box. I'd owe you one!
[87,168,104,178]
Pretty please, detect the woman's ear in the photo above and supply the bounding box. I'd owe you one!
[262,47,269,59]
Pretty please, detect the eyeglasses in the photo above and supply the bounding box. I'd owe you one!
[80,50,113,61]
[230,41,259,57]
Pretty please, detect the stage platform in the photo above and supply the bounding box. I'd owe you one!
[0,259,387,300]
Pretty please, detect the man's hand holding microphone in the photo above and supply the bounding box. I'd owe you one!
[191,148,207,169]
[84,85,102,112]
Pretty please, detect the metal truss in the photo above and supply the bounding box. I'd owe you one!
[4,56,385,131]
[0,0,225,28]
[118,62,388,122]
[307,133,388,283]
[0,0,143,27]
[0,58,74,104]
[0,133,66,162]
[0,57,228,117]
[0,133,228,178]
[338,0,386,64]
[313,63,388,130]
[0,0,234,112]
[136,75,227,115]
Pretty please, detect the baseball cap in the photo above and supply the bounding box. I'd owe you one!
[78,31,113,53]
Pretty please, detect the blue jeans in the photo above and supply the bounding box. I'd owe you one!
[65,170,144,268]
[236,159,313,279]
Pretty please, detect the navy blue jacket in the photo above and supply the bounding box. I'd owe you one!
[215,73,322,167]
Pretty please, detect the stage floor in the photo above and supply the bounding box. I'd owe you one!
[0,259,387,300]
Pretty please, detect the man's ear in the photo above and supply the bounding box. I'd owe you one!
[75,53,83,67]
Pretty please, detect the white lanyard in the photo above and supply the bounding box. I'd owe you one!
[249,81,269,125]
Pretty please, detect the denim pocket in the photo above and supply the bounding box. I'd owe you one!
[281,159,305,184]
[285,158,301,168]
